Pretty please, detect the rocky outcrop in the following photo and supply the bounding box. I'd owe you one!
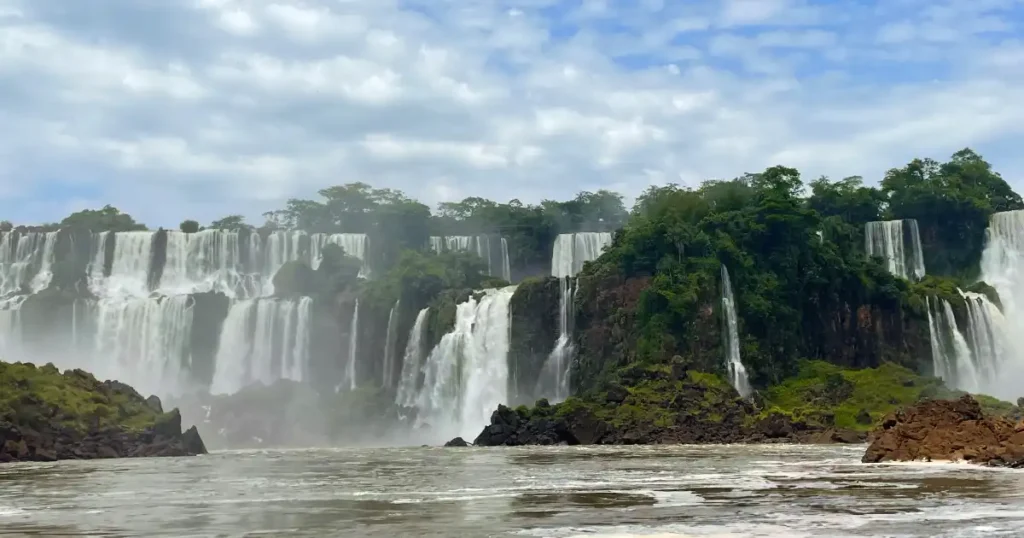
[863,395,1024,466]
[0,362,207,463]
[508,277,561,404]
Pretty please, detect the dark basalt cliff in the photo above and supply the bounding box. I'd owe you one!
[1,362,206,463]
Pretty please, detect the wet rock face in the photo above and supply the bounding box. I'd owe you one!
[863,395,1024,467]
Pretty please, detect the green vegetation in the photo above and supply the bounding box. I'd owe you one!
[570,149,1019,396]
[760,361,944,431]
[0,361,164,433]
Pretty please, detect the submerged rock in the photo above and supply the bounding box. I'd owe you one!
[0,361,207,463]
[863,395,1024,466]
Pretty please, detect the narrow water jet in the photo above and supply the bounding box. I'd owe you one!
[382,299,400,388]
[720,265,751,397]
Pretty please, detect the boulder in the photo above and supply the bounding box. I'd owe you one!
[863,395,1024,466]
[444,437,469,447]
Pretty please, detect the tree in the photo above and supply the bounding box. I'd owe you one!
[60,205,147,232]
[209,215,249,231]
[0,220,12,232]
[179,220,200,234]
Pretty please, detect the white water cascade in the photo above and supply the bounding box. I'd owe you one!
[865,219,926,280]
[925,292,1006,396]
[382,300,400,388]
[551,232,613,278]
[0,231,59,303]
[430,235,511,281]
[720,265,752,398]
[414,286,516,441]
[210,297,313,395]
[968,209,1024,399]
[396,308,430,408]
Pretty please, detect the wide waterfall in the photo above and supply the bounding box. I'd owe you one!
[865,219,926,280]
[210,297,313,395]
[720,265,751,397]
[550,232,613,278]
[0,228,369,398]
[396,308,430,408]
[429,235,511,282]
[413,286,515,442]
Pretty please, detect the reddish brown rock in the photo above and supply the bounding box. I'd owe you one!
[863,395,1024,467]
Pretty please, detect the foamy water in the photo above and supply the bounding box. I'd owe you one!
[1,444,1023,536]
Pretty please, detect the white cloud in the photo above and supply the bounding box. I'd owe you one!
[0,0,1022,227]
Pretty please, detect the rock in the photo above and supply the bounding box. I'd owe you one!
[444,437,469,447]
[181,426,207,455]
[153,409,183,440]
[146,395,164,414]
[605,384,628,404]
[855,408,872,425]
[863,395,1024,466]
[1,361,208,463]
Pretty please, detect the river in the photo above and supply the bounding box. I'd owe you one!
[2,444,1023,537]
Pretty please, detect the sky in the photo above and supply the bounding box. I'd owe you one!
[1,0,1023,228]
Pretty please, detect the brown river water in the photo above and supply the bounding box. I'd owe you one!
[2,444,1023,537]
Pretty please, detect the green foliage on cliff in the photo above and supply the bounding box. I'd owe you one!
[882,149,1023,278]
[568,148,1020,396]
[0,361,162,433]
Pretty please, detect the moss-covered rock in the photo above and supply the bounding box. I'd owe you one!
[0,361,206,462]
[424,289,470,351]
[474,364,756,446]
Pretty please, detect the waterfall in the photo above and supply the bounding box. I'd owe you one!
[346,299,360,390]
[0,231,59,298]
[720,265,751,397]
[396,308,430,408]
[551,232,613,278]
[415,286,516,441]
[310,232,369,275]
[963,208,1024,399]
[500,237,511,282]
[864,219,925,280]
[430,235,510,281]
[382,299,400,388]
[537,276,574,402]
[92,295,194,398]
[210,297,313,395]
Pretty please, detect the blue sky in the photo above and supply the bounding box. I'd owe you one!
[1,0,1022,228]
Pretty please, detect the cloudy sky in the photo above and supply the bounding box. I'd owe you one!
[1,0,1022,228]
